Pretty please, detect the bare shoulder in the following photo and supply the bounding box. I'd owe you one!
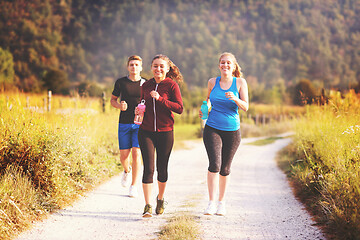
[236,77,248,89]
[237,77,247,84]
[208,77,216,83]
[208,77,216,87]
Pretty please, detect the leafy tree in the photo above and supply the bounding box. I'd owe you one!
[293,79,317,105]
[42,69,70,95]
[1,0,360,99]
[77,81,104,97]
[0,48,14,89]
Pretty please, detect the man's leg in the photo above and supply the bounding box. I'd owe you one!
[120,149,131,187]
[120,149,131,173]
[131,147,141,186]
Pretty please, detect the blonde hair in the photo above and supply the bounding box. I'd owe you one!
[127,55,142,66]
[219,52,243,78]
[151,54,183,83]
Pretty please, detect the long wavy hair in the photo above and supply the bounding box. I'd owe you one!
[151,54,183,83]
[219,52,243,78]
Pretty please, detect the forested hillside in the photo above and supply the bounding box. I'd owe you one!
[1,0,360,101]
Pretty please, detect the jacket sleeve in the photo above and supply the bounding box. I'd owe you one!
[158,82,183,114]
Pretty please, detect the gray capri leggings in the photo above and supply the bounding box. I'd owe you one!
[203,125,241,176]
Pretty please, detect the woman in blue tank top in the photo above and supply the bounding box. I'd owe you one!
[200,52,249,216]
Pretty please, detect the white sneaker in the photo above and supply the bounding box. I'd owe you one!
[121,170,131,187]
[129,185,138,198]
[204,201,217,215]
[216,201,226,216]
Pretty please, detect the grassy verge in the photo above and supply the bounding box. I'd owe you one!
[158,214,201,240]
[174,118,295,145]
[158,195,203,240]
[0,94,120,240]
[246,136,284,146]
[240,120,294,138]
[174,123,202,150]
[276,90,360,240]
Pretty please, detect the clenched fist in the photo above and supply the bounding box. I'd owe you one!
[120,101,128,111]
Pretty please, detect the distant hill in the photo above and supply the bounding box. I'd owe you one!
[1,0,359,93]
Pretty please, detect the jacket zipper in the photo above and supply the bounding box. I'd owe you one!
[153,83,159,131]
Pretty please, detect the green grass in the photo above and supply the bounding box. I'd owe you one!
[159,213,199,240]
[158,195,203,240]
[246,136,284,146]
[158,213,201,240]
[174,119,294,147]
[174,123,202,141]
[240,120,294,138]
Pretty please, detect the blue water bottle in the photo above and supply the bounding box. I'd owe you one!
[201,101,208,120]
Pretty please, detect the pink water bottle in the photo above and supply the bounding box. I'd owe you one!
[134,100,146,125]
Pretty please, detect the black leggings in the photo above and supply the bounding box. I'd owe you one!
[138,129,174,184]
[203,125,241,176]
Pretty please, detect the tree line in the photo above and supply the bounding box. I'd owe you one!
[1,0,360,105]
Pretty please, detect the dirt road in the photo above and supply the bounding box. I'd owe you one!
[17,135,326,240]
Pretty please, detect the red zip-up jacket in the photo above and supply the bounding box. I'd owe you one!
[140,77,183,132]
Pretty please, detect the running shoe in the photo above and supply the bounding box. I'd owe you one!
[129,185,138,198]
[121,170,131,187]
[216,201,226,216]
[204,201,217,215]
[143,204,152,218]
[155,196,166,215]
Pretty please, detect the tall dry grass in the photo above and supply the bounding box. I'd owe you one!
[0,92,120,239]
[281,90,360,239]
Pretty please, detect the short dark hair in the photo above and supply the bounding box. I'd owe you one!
[127,55,142,66]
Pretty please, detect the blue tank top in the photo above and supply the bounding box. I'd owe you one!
[206,77,240,131]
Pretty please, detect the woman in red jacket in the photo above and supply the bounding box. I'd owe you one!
[138,54,183,217]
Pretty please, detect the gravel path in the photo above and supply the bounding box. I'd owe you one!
[17,135,326,240]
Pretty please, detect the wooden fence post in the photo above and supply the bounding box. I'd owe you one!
[6,96,9,109]
[102,92,106,113]
[26,96,30,108]
[262,114,266,125]
[47,91,52,112]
